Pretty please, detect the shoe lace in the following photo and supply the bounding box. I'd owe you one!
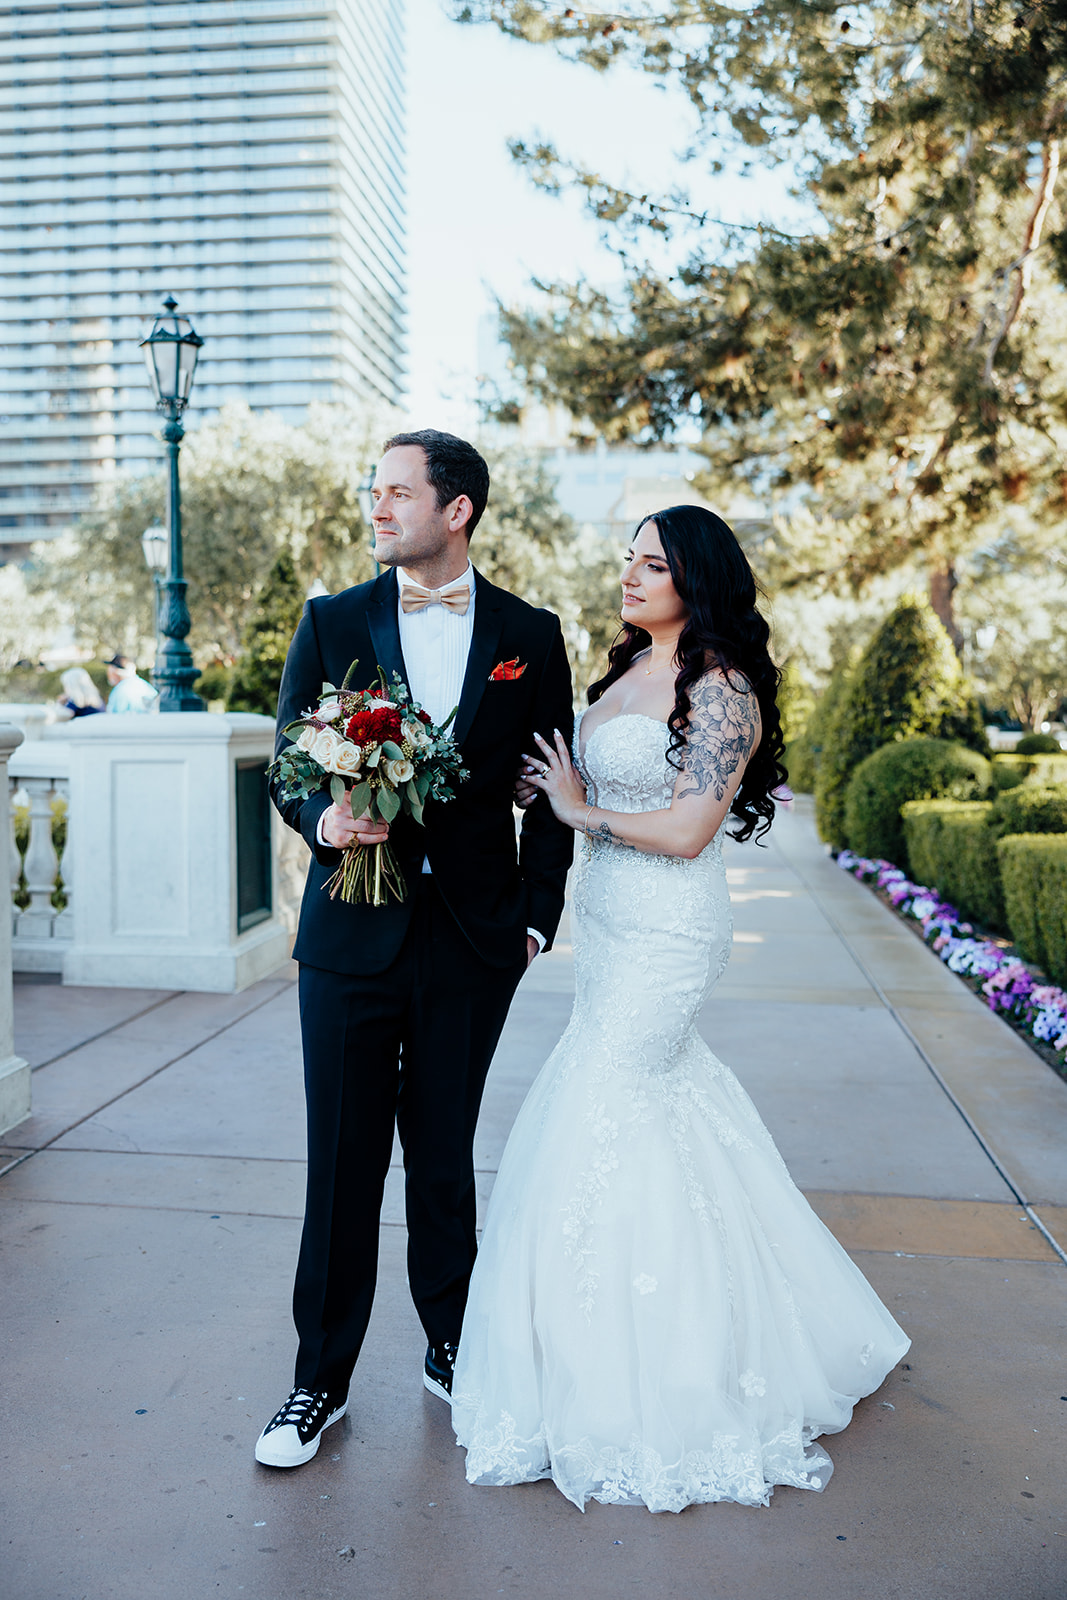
[276,1388,325,1427]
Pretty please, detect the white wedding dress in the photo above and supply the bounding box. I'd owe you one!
[451,712,909,1512]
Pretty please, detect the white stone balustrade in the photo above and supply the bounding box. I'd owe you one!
[5,710,295,992]
[0,722,30,1135]
[9,737,71,974]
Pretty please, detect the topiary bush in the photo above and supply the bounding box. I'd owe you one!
[843,737,992,869]
[1014,732,1062,755]
[226,548,306,718]
[997,835,1067,985]
[901,800,1004,929]
[991,752,1067,790]
[991,783,1067,838]
[815,598,988,848]
[782,658,854,795]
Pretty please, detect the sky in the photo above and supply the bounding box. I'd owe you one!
[402,0,802,431]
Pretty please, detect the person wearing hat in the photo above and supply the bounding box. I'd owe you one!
[105,654,159,714]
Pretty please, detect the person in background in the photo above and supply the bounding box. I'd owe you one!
[105,654,158,714]
[56,666,104,719]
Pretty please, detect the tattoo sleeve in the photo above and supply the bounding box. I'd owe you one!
[674,675,759,803]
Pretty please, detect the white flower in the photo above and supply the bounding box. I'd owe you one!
[632,1274,658,1296]
[403,718,431,750]
[317,697,342,722]
[739,1369,766,1398]
[295,724,318,753]
[382,756,414,786]
[326,739,362,777]
[365,696,396,712]
[311,727,343,768]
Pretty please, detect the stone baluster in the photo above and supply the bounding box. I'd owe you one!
[15,776,58,942]
[0,724,29,1135]
[54,776,73,939]
[8,778,21,930]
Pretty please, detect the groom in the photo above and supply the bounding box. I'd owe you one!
[257,429,574,1468]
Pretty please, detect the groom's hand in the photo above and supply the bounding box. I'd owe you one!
[526,935,540,968]
[322,792,391,849]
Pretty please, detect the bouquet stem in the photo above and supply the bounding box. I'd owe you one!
[324,841,407,907]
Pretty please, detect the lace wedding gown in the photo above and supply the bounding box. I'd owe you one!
[451,712,909,1512]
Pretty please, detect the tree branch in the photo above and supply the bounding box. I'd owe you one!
[982,127,1062,383]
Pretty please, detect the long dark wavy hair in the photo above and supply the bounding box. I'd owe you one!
[588,504,787,843]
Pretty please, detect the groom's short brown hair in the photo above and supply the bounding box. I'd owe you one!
[383,429,490,537]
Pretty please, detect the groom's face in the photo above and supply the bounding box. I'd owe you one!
[371,445,458,568]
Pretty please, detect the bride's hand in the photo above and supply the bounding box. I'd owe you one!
[524,730,588,830]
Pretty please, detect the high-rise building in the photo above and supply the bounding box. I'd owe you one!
[0,0,406,557]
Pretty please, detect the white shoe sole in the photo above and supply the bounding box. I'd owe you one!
[255,1399,348,1468]
[423,1371,452,1404]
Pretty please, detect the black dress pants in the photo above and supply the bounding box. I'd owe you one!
[292,877,527,1395]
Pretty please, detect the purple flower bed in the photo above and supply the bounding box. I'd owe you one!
[836,850,1067,1067]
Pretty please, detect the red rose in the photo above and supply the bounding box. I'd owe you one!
[346,706,403,746]
[417,710,432,725]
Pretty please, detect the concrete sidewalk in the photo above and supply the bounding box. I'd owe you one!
[2,802,1066,1600]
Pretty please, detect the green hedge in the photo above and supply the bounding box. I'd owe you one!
[996,835,1067,985]
[901,800,1004,929]
[844,738,992,869]
[1014,732,1062,755]
[992,784,1067,838]
[992,753,1067,790]
[815,599,987,848]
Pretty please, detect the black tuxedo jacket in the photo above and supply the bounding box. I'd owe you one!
[270,566,575,976]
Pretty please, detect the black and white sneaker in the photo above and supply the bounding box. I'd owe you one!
[423,1342,457,1403]
[254,1386,348,1468]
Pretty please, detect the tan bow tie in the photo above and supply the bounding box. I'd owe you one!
[400,582,471,616]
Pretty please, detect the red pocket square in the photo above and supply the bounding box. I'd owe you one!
[489,658,527,682]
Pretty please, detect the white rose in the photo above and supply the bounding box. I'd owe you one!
[295,724,318,753]
[326,740,362,777]
[383,756,414,786]
[317,697,342,722]
[365,696,396,712]
[403,719,431,750]
[311,727,342,768]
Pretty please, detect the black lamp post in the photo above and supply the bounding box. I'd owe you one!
[140,295,204,712]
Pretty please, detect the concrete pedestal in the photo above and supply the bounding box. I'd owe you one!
[0,722,30,1133]
[62,712,289,992]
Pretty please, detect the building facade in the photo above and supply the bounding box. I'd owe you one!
[0,0,406,555]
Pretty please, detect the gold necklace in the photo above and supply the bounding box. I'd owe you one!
[643,657,671,676]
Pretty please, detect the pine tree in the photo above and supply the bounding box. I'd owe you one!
[814,598,988,847]
[226,549,306,719]
[470,1,1067,640]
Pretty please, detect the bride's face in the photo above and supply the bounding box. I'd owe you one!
[620,522,688,633]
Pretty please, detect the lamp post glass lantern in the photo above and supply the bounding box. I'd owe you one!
[140,296,205,712]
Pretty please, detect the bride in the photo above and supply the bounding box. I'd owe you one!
[449,505,909,1512]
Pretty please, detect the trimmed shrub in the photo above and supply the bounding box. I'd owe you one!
[844,737,992,869]
[226,548,305,718]
[992,784,1067,838]
[1014,732,1061,755]
[901,800,1004,929]
[991,752,1067,790]
[815,598,987,848]
[784,658,854,795]
[997,834,1067,985]
[991,754,1030,790]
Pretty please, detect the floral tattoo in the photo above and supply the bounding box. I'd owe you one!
[584,819,636,851]
[675,675,759,803]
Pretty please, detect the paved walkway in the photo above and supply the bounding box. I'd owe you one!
[3,802,1066,1600]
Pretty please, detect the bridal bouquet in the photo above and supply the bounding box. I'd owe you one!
[270,662,468,906]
